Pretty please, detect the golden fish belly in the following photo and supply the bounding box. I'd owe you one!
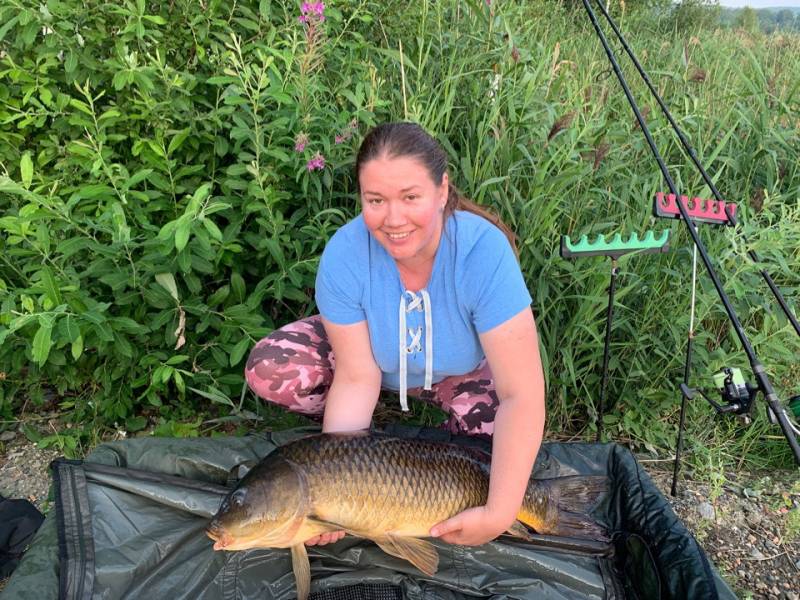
[280,434,490,535]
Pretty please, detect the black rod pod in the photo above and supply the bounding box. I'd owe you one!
[579,0,800,465]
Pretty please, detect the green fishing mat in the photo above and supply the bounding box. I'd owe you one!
[0,425,736,600]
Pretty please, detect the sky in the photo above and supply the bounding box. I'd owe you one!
[717,1,800,7]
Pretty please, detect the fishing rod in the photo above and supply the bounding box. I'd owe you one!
[579,0,800,466]
[592,0,800,341]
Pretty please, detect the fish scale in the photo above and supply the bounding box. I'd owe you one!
[281,435,488,531]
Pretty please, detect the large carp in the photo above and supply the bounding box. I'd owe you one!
[207,432,608,599]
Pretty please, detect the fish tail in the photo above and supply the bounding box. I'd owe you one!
[518,475,609,540]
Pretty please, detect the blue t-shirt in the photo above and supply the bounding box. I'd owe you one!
[315,210,532,391]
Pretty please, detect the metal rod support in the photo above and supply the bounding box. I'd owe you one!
[598,261,619,442]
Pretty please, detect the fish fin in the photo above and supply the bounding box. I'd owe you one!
[552,475,608,514]
[522,475,609,540]
[291,543,311,600]
[505,520,535,541]
[550,510,609,541]
[551,475,609,540]
[373,534,439,576]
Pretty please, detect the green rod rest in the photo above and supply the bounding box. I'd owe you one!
[560,230,670,260]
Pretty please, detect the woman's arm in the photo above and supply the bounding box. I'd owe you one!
[320,317,383,433]
[430,307,545,545]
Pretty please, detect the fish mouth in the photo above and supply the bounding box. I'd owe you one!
[206,522,233,551]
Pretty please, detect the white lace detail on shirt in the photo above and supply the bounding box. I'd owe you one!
[398,289,433,411]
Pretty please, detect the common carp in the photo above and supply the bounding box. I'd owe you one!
[206,432,608,599]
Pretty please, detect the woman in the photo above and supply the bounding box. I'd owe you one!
[245,122,545,548]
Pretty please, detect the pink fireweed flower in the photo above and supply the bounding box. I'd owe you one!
[334,119,358,144]
[306,152,325,171]
[294,133,309,152]
[299,1,325,24]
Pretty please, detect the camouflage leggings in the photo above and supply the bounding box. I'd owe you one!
[244,315,499,438]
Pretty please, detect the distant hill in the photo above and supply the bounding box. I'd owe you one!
[760,7,800,13]
[719,6,800,32]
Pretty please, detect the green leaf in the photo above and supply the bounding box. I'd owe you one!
[264,238,284,266]
[22,424,42,443]
[202,218,223,241]
[71,334,83,360]
[116,335,134,358]
[65,51,78,73]
[58,314,80,342]
[167,130,190,155]
[188,385,235,408]
[69,98,93,116]
[206,76,238,86]
[231,272,246,302]
[207,285,230,307]
[32,320,54,364]
[109,317,148,334]
[173,370,185,394]
[155,273,179,302]
[175,221,191,252]
[165,354,189,365]
[0,15,19,42]
[229,337,250,367]
[20,153,33,188]
[40,266,63,306]
[125,416,148,432]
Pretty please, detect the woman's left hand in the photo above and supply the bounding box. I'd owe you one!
[428,506,512,546]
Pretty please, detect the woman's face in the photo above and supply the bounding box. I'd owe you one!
[359,154,449,268]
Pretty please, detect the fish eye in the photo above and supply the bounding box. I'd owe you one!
[231,489,247,506]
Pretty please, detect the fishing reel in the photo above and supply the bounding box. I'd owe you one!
[680,367,759,424]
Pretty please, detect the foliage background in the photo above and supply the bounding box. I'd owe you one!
[1,0,799,467]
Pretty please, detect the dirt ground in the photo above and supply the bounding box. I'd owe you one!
[1,428,798,598]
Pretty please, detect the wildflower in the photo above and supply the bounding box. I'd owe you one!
[295,132,309,152]
[299,1,325,24]
[334,120,359,144]
[307,152,326,171]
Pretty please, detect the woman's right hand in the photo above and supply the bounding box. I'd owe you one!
[305,530,346,546]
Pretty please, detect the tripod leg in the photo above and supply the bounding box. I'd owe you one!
[671,333,695,496]
[598,261,619,442]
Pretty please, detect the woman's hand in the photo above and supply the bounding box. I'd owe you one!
[429,505,513,546]
[305,530,346,546]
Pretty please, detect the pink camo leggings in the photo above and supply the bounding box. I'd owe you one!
[244,315,499,438]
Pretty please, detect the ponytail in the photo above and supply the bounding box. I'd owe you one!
[445,182,518,257]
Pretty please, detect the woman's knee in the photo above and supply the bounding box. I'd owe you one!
[446,391,499,438]
[244,317,333,414]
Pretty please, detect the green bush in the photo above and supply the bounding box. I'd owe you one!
[1,0,799,468]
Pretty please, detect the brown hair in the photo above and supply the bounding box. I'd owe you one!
[355,122,518,255]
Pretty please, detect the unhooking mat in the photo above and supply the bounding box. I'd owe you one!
[0,425,737,600]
